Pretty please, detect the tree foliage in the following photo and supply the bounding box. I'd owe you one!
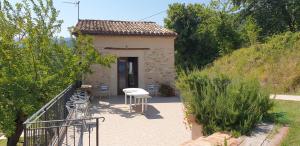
[239,16,261,46]
[165,2,243,69]
[0,0,115,145]
[233,0,300,37]
[165,3,214,69]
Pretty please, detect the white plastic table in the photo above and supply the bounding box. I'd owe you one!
[122,88,150,113]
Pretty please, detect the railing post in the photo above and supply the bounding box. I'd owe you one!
[66,126,68,146]
[33,126,36,145]
[73,126,76,146]
[88,124,91,146]
[96,118,99,146]
[24,124,27,146]
[57,127,60,145]
[45,126,48,146]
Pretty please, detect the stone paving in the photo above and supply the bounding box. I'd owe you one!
[270,94,300,101]
[83,96,191,146]
[181,123,275,146]
[181,132,242,146]
[240,123,274,146]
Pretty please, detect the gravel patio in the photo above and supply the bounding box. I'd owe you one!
[88,96,191,146]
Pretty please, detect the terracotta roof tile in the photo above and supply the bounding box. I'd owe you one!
[74,19,177,37]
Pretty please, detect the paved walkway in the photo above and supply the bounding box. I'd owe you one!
[181,132,242,146]
[181,123,275,146]
[270,94,300,101]
[2,96,189,146]
[80,96,190,146]
[240,123,274,146]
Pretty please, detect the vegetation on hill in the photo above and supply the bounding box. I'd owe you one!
[176,32,300,139]
[165,0,300,69]
[201,32,300,94]
[169,0,300,143]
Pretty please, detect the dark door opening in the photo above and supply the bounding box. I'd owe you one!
[117,57,138,95]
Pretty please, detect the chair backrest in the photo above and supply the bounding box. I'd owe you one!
[154,84,160,91]
[66,104,74,113]
[147,84,156,94]
[147,84,155,90]
[100,84,109,91]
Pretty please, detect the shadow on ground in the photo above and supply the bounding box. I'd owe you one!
[89,96,181,119]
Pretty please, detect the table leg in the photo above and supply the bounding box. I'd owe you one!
[75,104,78,119]
[145,98,148,110]
[75,108,77,119]
[129,95,132,113]
[125,93,127,104]
[142,98,144,113]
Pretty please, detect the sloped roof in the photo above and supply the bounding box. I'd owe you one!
[74,19,177,37]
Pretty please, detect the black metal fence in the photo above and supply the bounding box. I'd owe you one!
[23,117,104,146]
[24,85,76,124]
[23,84,105,146]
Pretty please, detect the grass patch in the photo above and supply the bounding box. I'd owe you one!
[0,140,5,146]
[0,137,23,146]
[272,100,300,146]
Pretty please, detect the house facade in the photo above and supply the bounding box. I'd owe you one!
[75,20,177,96]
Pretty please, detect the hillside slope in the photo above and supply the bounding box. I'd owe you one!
[201,32,300,94]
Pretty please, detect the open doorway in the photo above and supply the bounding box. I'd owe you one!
[117,57,138,95]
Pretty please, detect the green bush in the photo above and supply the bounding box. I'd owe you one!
[159,84,175,97]
[176,71,273,135]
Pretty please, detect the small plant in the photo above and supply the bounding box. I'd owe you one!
[224,138,228,146]
[159,84,175,97]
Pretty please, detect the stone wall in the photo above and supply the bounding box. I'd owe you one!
[84,35,176,96]
[144,48,175,87]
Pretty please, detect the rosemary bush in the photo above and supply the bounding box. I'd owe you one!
[177,72,273,135]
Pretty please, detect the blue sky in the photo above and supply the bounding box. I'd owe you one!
[11,0,210,37]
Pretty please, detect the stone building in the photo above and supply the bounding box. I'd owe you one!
[74,19,176,96]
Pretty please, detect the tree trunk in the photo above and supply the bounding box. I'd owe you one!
[7,114,26,146]
[281,1,296,32]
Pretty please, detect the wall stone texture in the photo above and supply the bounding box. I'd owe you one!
[84,35,176,96]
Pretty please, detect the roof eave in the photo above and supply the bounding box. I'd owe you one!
[72,30,177,38]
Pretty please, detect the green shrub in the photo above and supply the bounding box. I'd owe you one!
[159,84,175,97]
[176,71,273,135]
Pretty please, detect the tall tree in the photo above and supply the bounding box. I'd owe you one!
[165,3,218,69]
[233,0,300,37]
[165,2,242,69]
[0,0,115,145]
[210,0,243,54]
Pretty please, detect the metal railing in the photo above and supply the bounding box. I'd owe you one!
[23,84,105,146]
[24,85,76,124]
[24,117,104,146]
